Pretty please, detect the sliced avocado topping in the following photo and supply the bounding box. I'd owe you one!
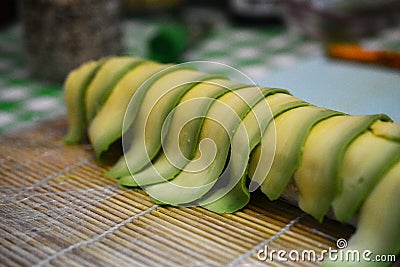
[88,61,169,158]
[294,114,390,222]
[258,106,341,201]
[118,78,244,187]
[202,93,308,213]
[322,160,400,267]
[64,59,103,144]
[63,57,400,267]
[332,121,400,222]
[143,87,288,206]
[107,69,223,178]
[85,57,144,121]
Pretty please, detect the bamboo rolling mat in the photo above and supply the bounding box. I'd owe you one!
[0,117,356,267]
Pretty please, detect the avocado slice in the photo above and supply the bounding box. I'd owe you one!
[370,119,400,142]
[201,93,309,213]
[88,61,170,158]
[256,106,341,201]
[118,78,247,187]
[64,59,103,144]
[332,120,400,222]
[85,56,144,121]
[322,160,400,267]
[143,86,287,205]
[106,69,222,178]
[294,114,390,222]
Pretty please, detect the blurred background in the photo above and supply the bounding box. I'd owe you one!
[0,0,399,133]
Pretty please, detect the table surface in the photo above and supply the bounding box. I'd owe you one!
[1,18,400,134]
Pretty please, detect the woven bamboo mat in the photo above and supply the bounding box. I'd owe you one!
[0,117,356,267]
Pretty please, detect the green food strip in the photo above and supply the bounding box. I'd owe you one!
[64,60,103,144]
[143,87,286,206]
[322,160,400,267]
[332,121,400,222]
[294,114,390,222]
[88,61,169,158]
[85,56,143,121]
[118,79,246,187]
[64,56,400,266]
[107,70,220,178]
[202,93,308,213]
[257,106,341,201]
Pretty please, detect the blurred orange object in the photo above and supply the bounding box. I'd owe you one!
[327,43,400,69]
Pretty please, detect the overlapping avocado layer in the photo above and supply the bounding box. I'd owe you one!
[64,57,400,267]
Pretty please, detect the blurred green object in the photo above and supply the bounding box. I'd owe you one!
[147,7,226,64]
[148,23,188,63]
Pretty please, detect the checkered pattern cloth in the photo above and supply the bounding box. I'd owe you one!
[1,19,400,134]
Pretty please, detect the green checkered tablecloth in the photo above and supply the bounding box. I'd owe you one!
[1,19,400,134]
